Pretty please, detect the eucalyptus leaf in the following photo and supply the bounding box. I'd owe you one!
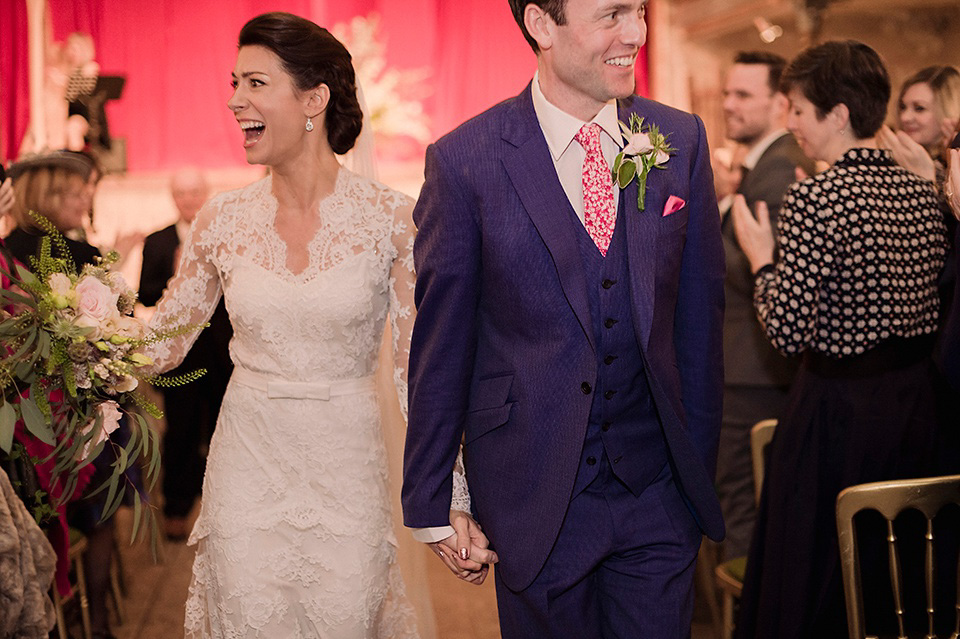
[0,402,15,453]
[19,393,54,445]
[131,491,142,543]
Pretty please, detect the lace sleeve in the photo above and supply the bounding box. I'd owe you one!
[388,196,415,421]
[388,193,471,515]
[144,200,224,374]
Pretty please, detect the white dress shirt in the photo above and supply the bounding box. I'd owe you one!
[411,75,625,546]
[531,72,623,224]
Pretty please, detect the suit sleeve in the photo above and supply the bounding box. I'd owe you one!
[674,115,725,478]
[402,142,482,529]
[138,234,171,307]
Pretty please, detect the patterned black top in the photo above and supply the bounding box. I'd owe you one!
[753,148,948,358]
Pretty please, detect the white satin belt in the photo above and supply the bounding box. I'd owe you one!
[231,367,376,400]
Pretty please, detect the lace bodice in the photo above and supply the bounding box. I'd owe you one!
[148,169,415,417]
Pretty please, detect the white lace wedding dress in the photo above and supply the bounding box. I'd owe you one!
[147,168,420,639]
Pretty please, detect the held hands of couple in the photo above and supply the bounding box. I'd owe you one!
[731,194,775,274]
[428,509,499,585]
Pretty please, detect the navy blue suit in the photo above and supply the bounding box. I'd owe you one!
[403,84,725,636]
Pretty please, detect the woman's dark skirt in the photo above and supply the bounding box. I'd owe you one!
[734,336,950,639]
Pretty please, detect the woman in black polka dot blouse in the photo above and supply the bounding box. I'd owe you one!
[731,41,950,639]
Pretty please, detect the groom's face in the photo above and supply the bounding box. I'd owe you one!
[539,0,647,119]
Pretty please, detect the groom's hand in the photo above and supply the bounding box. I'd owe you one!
[428,510,499,585]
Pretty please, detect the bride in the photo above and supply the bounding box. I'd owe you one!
[146,12,474,638]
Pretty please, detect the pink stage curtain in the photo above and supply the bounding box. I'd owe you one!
[6,0,649,171]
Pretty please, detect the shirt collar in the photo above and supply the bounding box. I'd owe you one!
[742,129,789,170]
[531,71,622,161]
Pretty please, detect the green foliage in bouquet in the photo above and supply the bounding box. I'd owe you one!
[0,212,206,547]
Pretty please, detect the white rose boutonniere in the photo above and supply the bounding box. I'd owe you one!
[612,114,676,211]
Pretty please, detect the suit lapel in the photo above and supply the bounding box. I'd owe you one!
[501,87,596,353]
[620,100,660,350]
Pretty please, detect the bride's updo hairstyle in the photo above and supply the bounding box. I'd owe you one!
[238,12,363,155]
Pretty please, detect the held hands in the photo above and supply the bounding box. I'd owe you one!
[428,509,499,585]
[878,126,937,183]
[731,195,775,274]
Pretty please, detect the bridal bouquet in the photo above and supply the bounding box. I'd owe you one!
[0,213,203,542]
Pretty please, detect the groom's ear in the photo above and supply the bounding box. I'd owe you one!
[303,84,331,120]
[523,3,555,52]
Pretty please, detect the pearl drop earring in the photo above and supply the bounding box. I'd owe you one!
[305,117,314,132]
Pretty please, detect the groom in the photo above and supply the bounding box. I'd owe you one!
[402,0,725,636]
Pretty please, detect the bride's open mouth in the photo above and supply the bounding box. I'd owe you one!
[240,120,265,147]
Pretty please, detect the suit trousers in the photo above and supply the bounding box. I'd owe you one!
[494,458,702,639]
[716,385,789,560]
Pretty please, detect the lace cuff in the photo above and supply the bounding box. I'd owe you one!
[450,448,472,513]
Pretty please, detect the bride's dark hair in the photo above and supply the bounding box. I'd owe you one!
[238,12,363,155]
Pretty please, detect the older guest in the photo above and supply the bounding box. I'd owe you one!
[731,41,948,639]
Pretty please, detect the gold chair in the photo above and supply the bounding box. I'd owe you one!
[714,418,777,639]
[836,474,960,639]
[52,528,93,639]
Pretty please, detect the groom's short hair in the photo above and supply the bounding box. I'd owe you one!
[508,0,567,53]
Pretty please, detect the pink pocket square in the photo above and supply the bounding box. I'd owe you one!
[662,195,686,217]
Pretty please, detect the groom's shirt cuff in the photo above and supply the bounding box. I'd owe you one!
[411,525,455,543]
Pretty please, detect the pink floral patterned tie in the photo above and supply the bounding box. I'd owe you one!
[575,122,616,256]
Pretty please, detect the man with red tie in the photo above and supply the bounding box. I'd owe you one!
[402,1,725,636]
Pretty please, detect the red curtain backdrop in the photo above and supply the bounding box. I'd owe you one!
[1,1,30,164]
[4,0,649,171]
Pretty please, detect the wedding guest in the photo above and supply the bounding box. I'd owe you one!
[881,66,960,314]
[6,150,124,639]
[731,41,949,639]
[139,168,232,541]
[716,51,813,560]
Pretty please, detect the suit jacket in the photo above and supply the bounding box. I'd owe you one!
[139,224,232,375]
[402,85,725,591]
[721,133,811,387]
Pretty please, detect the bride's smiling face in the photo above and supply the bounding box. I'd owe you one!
[228,45,311,167]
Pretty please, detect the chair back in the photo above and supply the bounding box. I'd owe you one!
[749,419,777,504]
[835,474,960,639]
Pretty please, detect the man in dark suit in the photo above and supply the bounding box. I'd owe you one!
[402,1,725,635]
[717,52,814,559]
[139,168,232,540]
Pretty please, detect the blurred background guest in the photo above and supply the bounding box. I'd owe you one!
[881,66,960,313]
[731,41,949,639]
[715,50,814,561]
[138,167,232,541]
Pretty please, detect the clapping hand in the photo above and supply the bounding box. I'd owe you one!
[0,178,13,217]
[878,126,937,182]
[731,195,775,274]
[947,148,960,222]
[428,509,499,585]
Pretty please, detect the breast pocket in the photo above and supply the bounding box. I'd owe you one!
[463,373,515,445]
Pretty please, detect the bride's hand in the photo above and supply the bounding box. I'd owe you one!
[430,509,498,585]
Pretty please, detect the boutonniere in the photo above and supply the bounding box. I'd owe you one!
[612,114,676,211]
